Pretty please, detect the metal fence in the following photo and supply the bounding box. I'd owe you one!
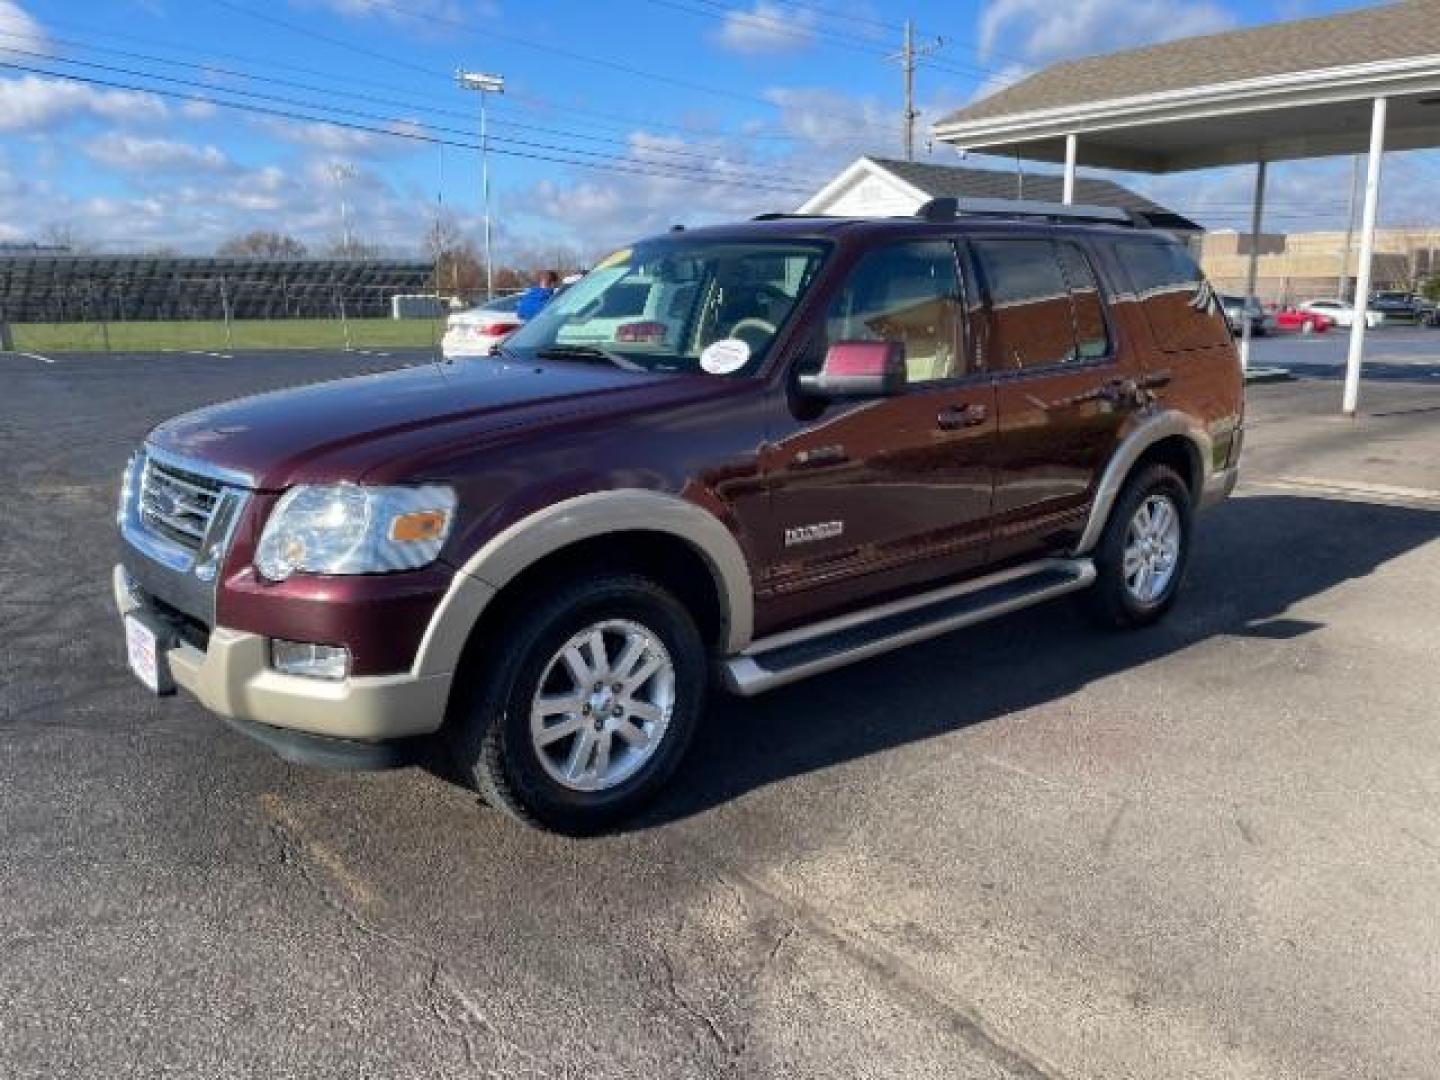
[0,255,451,353]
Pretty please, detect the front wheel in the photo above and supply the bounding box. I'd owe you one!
[447,575,707,834]
[1083,464,1192,629]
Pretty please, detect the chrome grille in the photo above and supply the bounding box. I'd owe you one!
[139,456,225,554]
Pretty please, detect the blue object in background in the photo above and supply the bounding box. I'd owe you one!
[516,286,555,320]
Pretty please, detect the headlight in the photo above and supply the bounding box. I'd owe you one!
[117,453,138,527]
[255,483,456,582]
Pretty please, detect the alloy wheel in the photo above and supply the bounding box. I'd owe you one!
[528,619,676,793]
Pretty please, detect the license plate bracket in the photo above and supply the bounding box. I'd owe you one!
[124,611,176,696]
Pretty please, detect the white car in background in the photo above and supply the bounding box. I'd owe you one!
[441,293,525,359]
[1297,299,1384,329]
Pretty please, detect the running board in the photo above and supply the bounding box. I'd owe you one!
[720,558,1095,696]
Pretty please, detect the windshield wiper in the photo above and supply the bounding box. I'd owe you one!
[535,344,626,365]
[535,344,656,374]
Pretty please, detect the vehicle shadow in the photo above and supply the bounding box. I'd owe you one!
[1284,360,1440,383]
[631,494,1439,830]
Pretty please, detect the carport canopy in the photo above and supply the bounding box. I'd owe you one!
[932,0,1440,415]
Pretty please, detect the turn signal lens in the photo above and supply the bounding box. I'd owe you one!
[391,509,448,543]
[271,640,350,681]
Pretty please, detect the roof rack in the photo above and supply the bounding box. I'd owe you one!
[915,196,1140,227]
[749,201,1148,227]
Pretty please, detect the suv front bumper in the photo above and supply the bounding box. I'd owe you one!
[113,564,452,765]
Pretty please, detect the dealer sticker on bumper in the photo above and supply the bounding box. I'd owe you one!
[124,614,161,694]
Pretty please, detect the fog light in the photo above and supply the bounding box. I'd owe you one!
[270,640,350,681]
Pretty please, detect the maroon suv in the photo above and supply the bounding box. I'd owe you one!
[116,199,1243,833]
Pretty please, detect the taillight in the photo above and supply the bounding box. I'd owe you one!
[615,320,667,344]
[472,322,520,338]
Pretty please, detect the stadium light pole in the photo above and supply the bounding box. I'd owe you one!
[328,161,358,256]
[458,69,504,299]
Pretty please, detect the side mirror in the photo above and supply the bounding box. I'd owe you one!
[798,341,906,398]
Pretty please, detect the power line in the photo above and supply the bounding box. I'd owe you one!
[33,13,801,141]
[0,60,815,196]
[3,47,829,191]
[0,30,812,175]
[207,0,782,109]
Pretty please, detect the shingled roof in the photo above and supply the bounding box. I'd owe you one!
[939,1,1440,127]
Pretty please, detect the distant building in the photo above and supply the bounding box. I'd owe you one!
[1199,229,1440,303]
[799,156,1202,233]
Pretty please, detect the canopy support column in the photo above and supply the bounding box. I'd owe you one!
[1062,134,1077,205]
[1343,96,1387,418]
[1238,160,1267,374]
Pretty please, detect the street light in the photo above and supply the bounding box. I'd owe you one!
[457,68,504,300]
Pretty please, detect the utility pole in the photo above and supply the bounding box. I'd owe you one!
[458,69,505,299]
[1339,154,1361,300]
[891,20,943,162]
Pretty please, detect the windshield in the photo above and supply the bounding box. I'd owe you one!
[502,238,829,377]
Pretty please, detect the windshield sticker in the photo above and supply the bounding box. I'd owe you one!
[699,338,750,375]
[595,248,631,270]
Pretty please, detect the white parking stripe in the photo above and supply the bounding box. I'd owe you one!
[8,351,52,364]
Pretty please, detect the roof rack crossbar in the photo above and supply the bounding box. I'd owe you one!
[915,196,1141,227]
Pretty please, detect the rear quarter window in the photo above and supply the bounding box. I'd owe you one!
[1114,239,1230,352]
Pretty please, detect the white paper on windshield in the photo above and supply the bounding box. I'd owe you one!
[699,338,750,374]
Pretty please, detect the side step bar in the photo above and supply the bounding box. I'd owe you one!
[720,558,1095,696]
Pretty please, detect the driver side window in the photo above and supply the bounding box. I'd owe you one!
[820,240,967,385]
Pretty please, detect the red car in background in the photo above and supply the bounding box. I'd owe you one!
[1273,306,1333,334]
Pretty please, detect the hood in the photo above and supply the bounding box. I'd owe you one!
[147,358,731,489]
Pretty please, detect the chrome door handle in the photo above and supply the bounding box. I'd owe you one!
[937,403,988,430]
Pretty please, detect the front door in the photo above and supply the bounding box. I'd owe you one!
[757,239,997,632]
[968,236,1133,562]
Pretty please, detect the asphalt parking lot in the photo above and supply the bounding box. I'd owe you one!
[2,341,1438,1079]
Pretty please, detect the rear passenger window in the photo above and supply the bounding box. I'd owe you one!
[1056,243,1109,360]
[971,239,1110,370]
[1116,239,1230,352]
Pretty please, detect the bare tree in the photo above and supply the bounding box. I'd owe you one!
[217,230,308,258]
[41,222,89,253]
[324,234,380,259]
[424,212,483,296]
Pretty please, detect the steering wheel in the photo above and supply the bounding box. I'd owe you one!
[728,317,777,347]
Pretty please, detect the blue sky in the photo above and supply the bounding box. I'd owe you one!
[0,0,1430,258]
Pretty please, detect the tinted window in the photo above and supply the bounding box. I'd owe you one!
[823,240,967,384]
[1115,239,1230,352]
[972,239,1097,370]
[1055,243,1109,360]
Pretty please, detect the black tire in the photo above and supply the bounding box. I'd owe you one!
[447,574,707,835]
[1082,463,1193,630]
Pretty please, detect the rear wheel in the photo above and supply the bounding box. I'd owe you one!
[448,575,707,834]
[1083,464,1192,629]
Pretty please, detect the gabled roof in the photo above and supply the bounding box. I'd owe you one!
[931,1,1440,172]
[939,1,1440,127]
[801,156,1203,232]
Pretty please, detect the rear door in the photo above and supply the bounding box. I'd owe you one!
[758,238,997,628]
[971,235,1133,562]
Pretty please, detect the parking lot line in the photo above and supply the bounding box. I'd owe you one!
[5,350,52,364]
[1246,475,1440,508]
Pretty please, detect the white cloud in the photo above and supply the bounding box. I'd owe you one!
[291,0,498,24]
[252,117,423,157]
[85,133,234,174]
[763,87,893,156]
[0,75,169,133]
[716,2,818,55]
[0,1,46,54]
[979,0,1236,63]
